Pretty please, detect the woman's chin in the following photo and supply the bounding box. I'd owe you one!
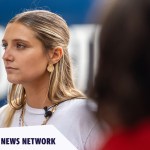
[7,78,21,84]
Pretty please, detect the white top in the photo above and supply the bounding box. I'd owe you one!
[0,99,106,150]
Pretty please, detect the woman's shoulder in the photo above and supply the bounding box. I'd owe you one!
[62,98,97,109]
[55,99,104,150]
[0,104,9,126]
[56,98,98,126]
[0,104,9,114]
[59,98,97,115]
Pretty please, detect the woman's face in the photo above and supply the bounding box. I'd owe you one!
[2,22,49,84]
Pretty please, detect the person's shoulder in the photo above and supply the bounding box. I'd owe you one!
[61,99,104,149]
[58,98,98,121]
[0,104,9,126]
[61,98,97,112]
[0,104,9,114]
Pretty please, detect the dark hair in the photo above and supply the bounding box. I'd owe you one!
[91,0,150,127]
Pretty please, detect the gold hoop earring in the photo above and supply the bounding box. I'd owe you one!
[47,64,54,72]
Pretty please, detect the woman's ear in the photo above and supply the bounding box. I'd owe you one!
[48,46,63,64]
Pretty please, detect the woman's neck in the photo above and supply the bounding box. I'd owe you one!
[23,82,52,109]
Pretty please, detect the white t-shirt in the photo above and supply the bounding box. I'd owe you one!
[0,99,106,150]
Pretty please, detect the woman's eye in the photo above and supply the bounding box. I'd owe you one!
[16,43,26,49]
[1,43,7,49]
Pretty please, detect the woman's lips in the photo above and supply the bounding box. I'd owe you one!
[5,67,18,72]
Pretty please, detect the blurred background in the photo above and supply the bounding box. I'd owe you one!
[0,0,103,107]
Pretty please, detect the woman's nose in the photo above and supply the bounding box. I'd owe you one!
[2,49,14,62]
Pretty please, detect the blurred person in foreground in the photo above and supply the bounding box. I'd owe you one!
[0,9,104,150]
[90,0,150,149]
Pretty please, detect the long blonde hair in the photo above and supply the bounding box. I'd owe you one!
[3,10,85,127]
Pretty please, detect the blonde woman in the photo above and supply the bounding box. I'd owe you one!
[0,10,104,150]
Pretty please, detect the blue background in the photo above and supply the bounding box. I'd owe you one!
[0,0,101,26]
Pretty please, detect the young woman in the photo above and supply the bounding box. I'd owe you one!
[0,10,104,150]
